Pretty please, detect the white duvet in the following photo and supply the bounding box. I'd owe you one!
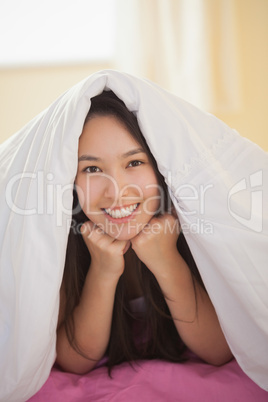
[0,70,267,401]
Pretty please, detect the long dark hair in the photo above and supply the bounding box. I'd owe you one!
[62,91,204,373]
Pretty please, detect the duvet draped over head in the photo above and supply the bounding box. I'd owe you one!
[0,70,267,401]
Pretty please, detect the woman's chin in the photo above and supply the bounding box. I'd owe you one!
[94,220,146,241]
[109,231,138,241]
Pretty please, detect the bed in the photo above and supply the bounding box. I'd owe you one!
[28,357,268,401]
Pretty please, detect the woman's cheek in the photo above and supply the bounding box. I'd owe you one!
[143,191,161,215]
[75,179,96,215]
[139,173,161,215]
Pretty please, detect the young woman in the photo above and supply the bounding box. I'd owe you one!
[56,91,232,375]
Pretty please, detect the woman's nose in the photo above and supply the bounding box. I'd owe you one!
[103,172,129,201]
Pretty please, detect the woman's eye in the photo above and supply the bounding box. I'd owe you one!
[84,166,101,173]
[128,160,143,167]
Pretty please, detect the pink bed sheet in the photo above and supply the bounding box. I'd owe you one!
[28,357,268,401]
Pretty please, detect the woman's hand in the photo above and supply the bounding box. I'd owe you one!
[81,221,130,278]
[57,221,130,375]
[130,213,180,277]
[131,214,233,365]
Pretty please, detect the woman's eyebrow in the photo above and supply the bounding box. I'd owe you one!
[121,148,145,159]
[78,148,145,162]
[78,155,100,162]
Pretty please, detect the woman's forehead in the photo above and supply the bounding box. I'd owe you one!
[78,115,142,156]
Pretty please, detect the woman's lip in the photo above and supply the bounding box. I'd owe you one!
[102,203,139,211]
[103,203,140,223]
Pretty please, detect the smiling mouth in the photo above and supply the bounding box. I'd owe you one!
[103,203,139,219]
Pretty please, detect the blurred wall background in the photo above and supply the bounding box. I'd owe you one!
[0,0,267,150]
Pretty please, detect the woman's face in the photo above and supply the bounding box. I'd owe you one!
[75,115,161,240]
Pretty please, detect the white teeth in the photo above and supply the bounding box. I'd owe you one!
[104,203,138,219]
